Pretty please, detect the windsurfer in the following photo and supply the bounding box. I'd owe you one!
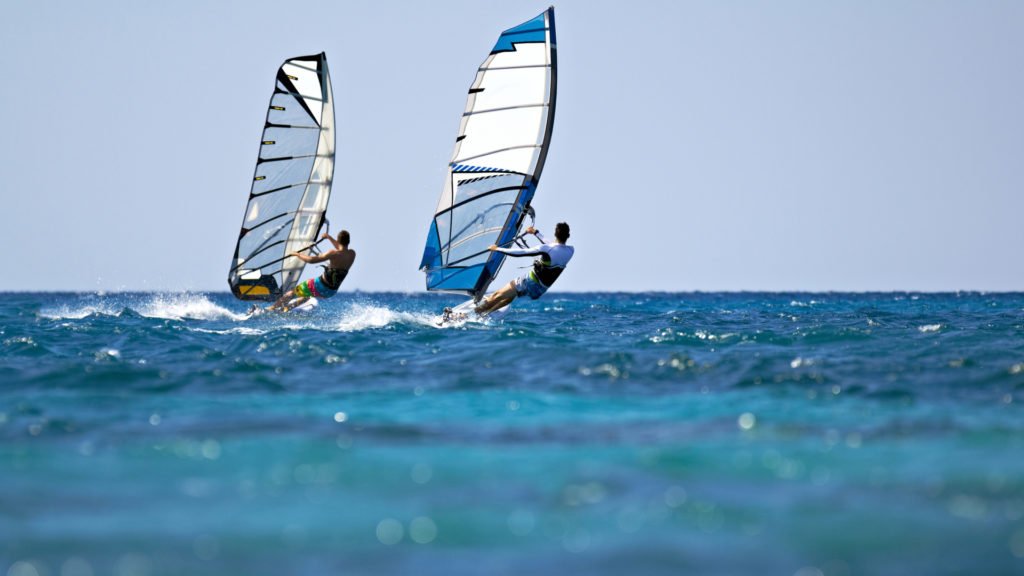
[473,222,573,316]
[267,230,356,312]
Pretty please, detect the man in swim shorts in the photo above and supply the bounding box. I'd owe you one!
[474,222,574,316]
[267,230,356,312]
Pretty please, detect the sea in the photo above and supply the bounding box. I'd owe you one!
[2,291,1023,576]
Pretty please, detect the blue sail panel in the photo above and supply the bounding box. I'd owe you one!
[420,220,443,271]
[491,13,548,53]
[502,13,546,36]
[426,265,486,292]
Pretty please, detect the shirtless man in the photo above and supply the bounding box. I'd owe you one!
[474,222,574,316]
[267,230,356,312]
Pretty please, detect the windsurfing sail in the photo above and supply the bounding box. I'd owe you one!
[419,7,557,301]
[228,53,335,301]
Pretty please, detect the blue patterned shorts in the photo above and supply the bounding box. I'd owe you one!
[294,276,337,299]
[514,273,547,300]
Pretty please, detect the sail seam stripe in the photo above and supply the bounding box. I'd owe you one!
[241,211,292,236]
[480,64,550,71]
[434,186,527,217]
[455,145,541,163]
[464,103,548,116]
[257,153,331,165]
[285,62,323,74]
[250,182,306,198]
[230,240,287,273]
[265,122,320,130]
[275,89,325,103]
[447,224,508,253]
[241,208,327,235]
[502,27,548,34]
[446,245,501,267]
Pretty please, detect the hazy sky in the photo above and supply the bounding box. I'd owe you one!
[2,0,1022,293]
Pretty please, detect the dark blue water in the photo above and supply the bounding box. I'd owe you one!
[2,292,1023,576]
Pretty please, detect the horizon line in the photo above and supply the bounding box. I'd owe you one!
[2,289,1022,295]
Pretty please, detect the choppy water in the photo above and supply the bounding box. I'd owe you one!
[2,291,1023,575]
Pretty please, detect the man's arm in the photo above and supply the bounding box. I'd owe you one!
[489,245,545,257]
[321,233,342,250]
[291,250,335,264]
[487,226,548,256]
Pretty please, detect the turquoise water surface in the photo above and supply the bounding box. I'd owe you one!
[2,292,1023,575]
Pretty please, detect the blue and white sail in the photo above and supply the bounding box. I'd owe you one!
[229,53,335,301]
[420,7,557,300]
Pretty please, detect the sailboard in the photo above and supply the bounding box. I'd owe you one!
[419,7,557,310]
[228,53,336,301]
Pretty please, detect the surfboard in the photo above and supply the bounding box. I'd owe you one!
[246,297,319,319]
[437,299,509,326]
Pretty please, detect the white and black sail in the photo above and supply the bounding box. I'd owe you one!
[229,53,335,301]
[419,8,557,301]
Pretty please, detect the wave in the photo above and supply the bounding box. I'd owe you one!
[334,304,439,332]
[190,327,267,336]
[135,293,247,321]
[37,295,465,335]
[203,302,445,334]
[39,293,246,322]
[38,302,122,320]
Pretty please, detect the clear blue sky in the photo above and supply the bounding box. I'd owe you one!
[2,0,1022,292]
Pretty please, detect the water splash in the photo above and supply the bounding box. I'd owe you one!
[134,293,246,321]
[38,301,121,320]
[191,327,267,336]
[335,304,438,332]
[38,293,245,321]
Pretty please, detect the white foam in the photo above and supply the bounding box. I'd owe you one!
[191,327,267,336]
[918,324,943,333]
[135,293,247,321]
[335,304,438,332]
[39,302,121,320]
[40,293,246,322]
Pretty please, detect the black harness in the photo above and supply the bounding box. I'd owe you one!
[532,255,564,287]
[320,266,348,290]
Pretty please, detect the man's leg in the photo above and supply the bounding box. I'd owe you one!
[268,289,295,311]
[476,281,517,315]
[283,296,309,312]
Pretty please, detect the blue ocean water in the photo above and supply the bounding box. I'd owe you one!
[2,291,1023,576]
